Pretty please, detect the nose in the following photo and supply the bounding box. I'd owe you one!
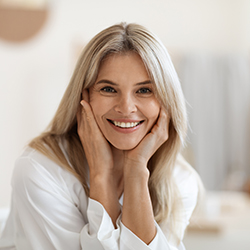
[114,94,137,115]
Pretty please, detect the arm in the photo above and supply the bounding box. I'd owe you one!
[77,92,197,249]
[122,167,155,244]
[7,102,196,250]
[77,90,121,227]
[119,160,199,250]
[11,155,87,250]
[9,152,198,250]
[121,108,169,245]
[10,150,120,250]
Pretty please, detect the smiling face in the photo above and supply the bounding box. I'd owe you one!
[88,52,161,150]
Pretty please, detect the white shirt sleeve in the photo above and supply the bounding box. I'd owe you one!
[11,156,86,250]
[1,150,199,250]
[81,169,199,250]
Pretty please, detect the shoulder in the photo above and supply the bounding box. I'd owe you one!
[158,155,203,243]
[12,147,84,199]
[173,154,203,214]
[174,154,201,194]
[13,147,71,181]
[10,148,88,234]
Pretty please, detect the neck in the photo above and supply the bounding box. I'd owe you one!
[111,146,125,173]
[111,146,125,198]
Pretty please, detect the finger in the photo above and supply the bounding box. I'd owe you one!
[76,104,82,123]
[126,108,170,164]
[80,100,95,123]
[77,100,97,141]
[158,108,170,142]
[76,100,89,129]
[78,100,110,154]
[158,108,169,128]
[82,89,89,103]
[151,108,169,134]
[146,108,169,151]
[80,100,99,130]
[76,100,84,124]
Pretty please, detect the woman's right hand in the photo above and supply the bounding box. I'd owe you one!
[76,89,114,179]
[77,90,121,225]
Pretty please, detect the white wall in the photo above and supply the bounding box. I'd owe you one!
[1,0,250,208]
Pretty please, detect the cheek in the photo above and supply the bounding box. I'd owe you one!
[89,102,103,125]
[144,100,160,123]
[88,91,103,123]
[89,94,112,127]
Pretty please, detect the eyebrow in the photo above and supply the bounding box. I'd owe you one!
[95,79,152,86]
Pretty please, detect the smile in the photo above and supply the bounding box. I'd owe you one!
[107,119,144,128]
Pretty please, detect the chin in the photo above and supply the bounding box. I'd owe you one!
[109,140,140,151]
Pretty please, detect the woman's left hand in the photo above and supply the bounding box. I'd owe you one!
[124,108,170,176]
[121,108,169,243]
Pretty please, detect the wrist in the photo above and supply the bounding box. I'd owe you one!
[123,162,150,183]
[89,167,114,180]
[89,172,114,187]
[89,174,118,200]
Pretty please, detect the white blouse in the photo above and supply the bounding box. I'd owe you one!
[0,147,199,250]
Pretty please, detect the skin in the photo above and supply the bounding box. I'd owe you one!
[77,52,170,245]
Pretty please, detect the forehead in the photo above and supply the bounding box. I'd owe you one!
[96,52,151,83]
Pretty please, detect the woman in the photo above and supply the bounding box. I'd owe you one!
[0,23,201,250]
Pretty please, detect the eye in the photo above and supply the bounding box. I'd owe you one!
[100,86,116,93]
[137,87,152,94]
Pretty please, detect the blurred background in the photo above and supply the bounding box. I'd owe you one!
[0,0,250,249]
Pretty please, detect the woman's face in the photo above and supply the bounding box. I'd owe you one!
[89,52,161,150]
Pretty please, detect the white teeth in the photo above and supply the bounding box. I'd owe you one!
[113,121,140,128]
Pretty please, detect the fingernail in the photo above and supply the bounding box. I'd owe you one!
[80,100,84,107]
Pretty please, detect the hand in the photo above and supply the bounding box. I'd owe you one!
[121,109,169,243]
[77,90,121,225]
[124,108,170,177]
[77,89,114,178]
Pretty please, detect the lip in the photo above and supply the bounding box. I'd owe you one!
[108,118,143,123]
[107,119,144,134]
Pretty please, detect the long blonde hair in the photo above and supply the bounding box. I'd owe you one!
[30,22,189,242]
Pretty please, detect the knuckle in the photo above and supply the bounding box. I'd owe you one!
[164,133,169,141]
[86,114,92,122]
[161,130,169,141]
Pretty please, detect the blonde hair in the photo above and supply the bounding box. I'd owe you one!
[30,23,190,242]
